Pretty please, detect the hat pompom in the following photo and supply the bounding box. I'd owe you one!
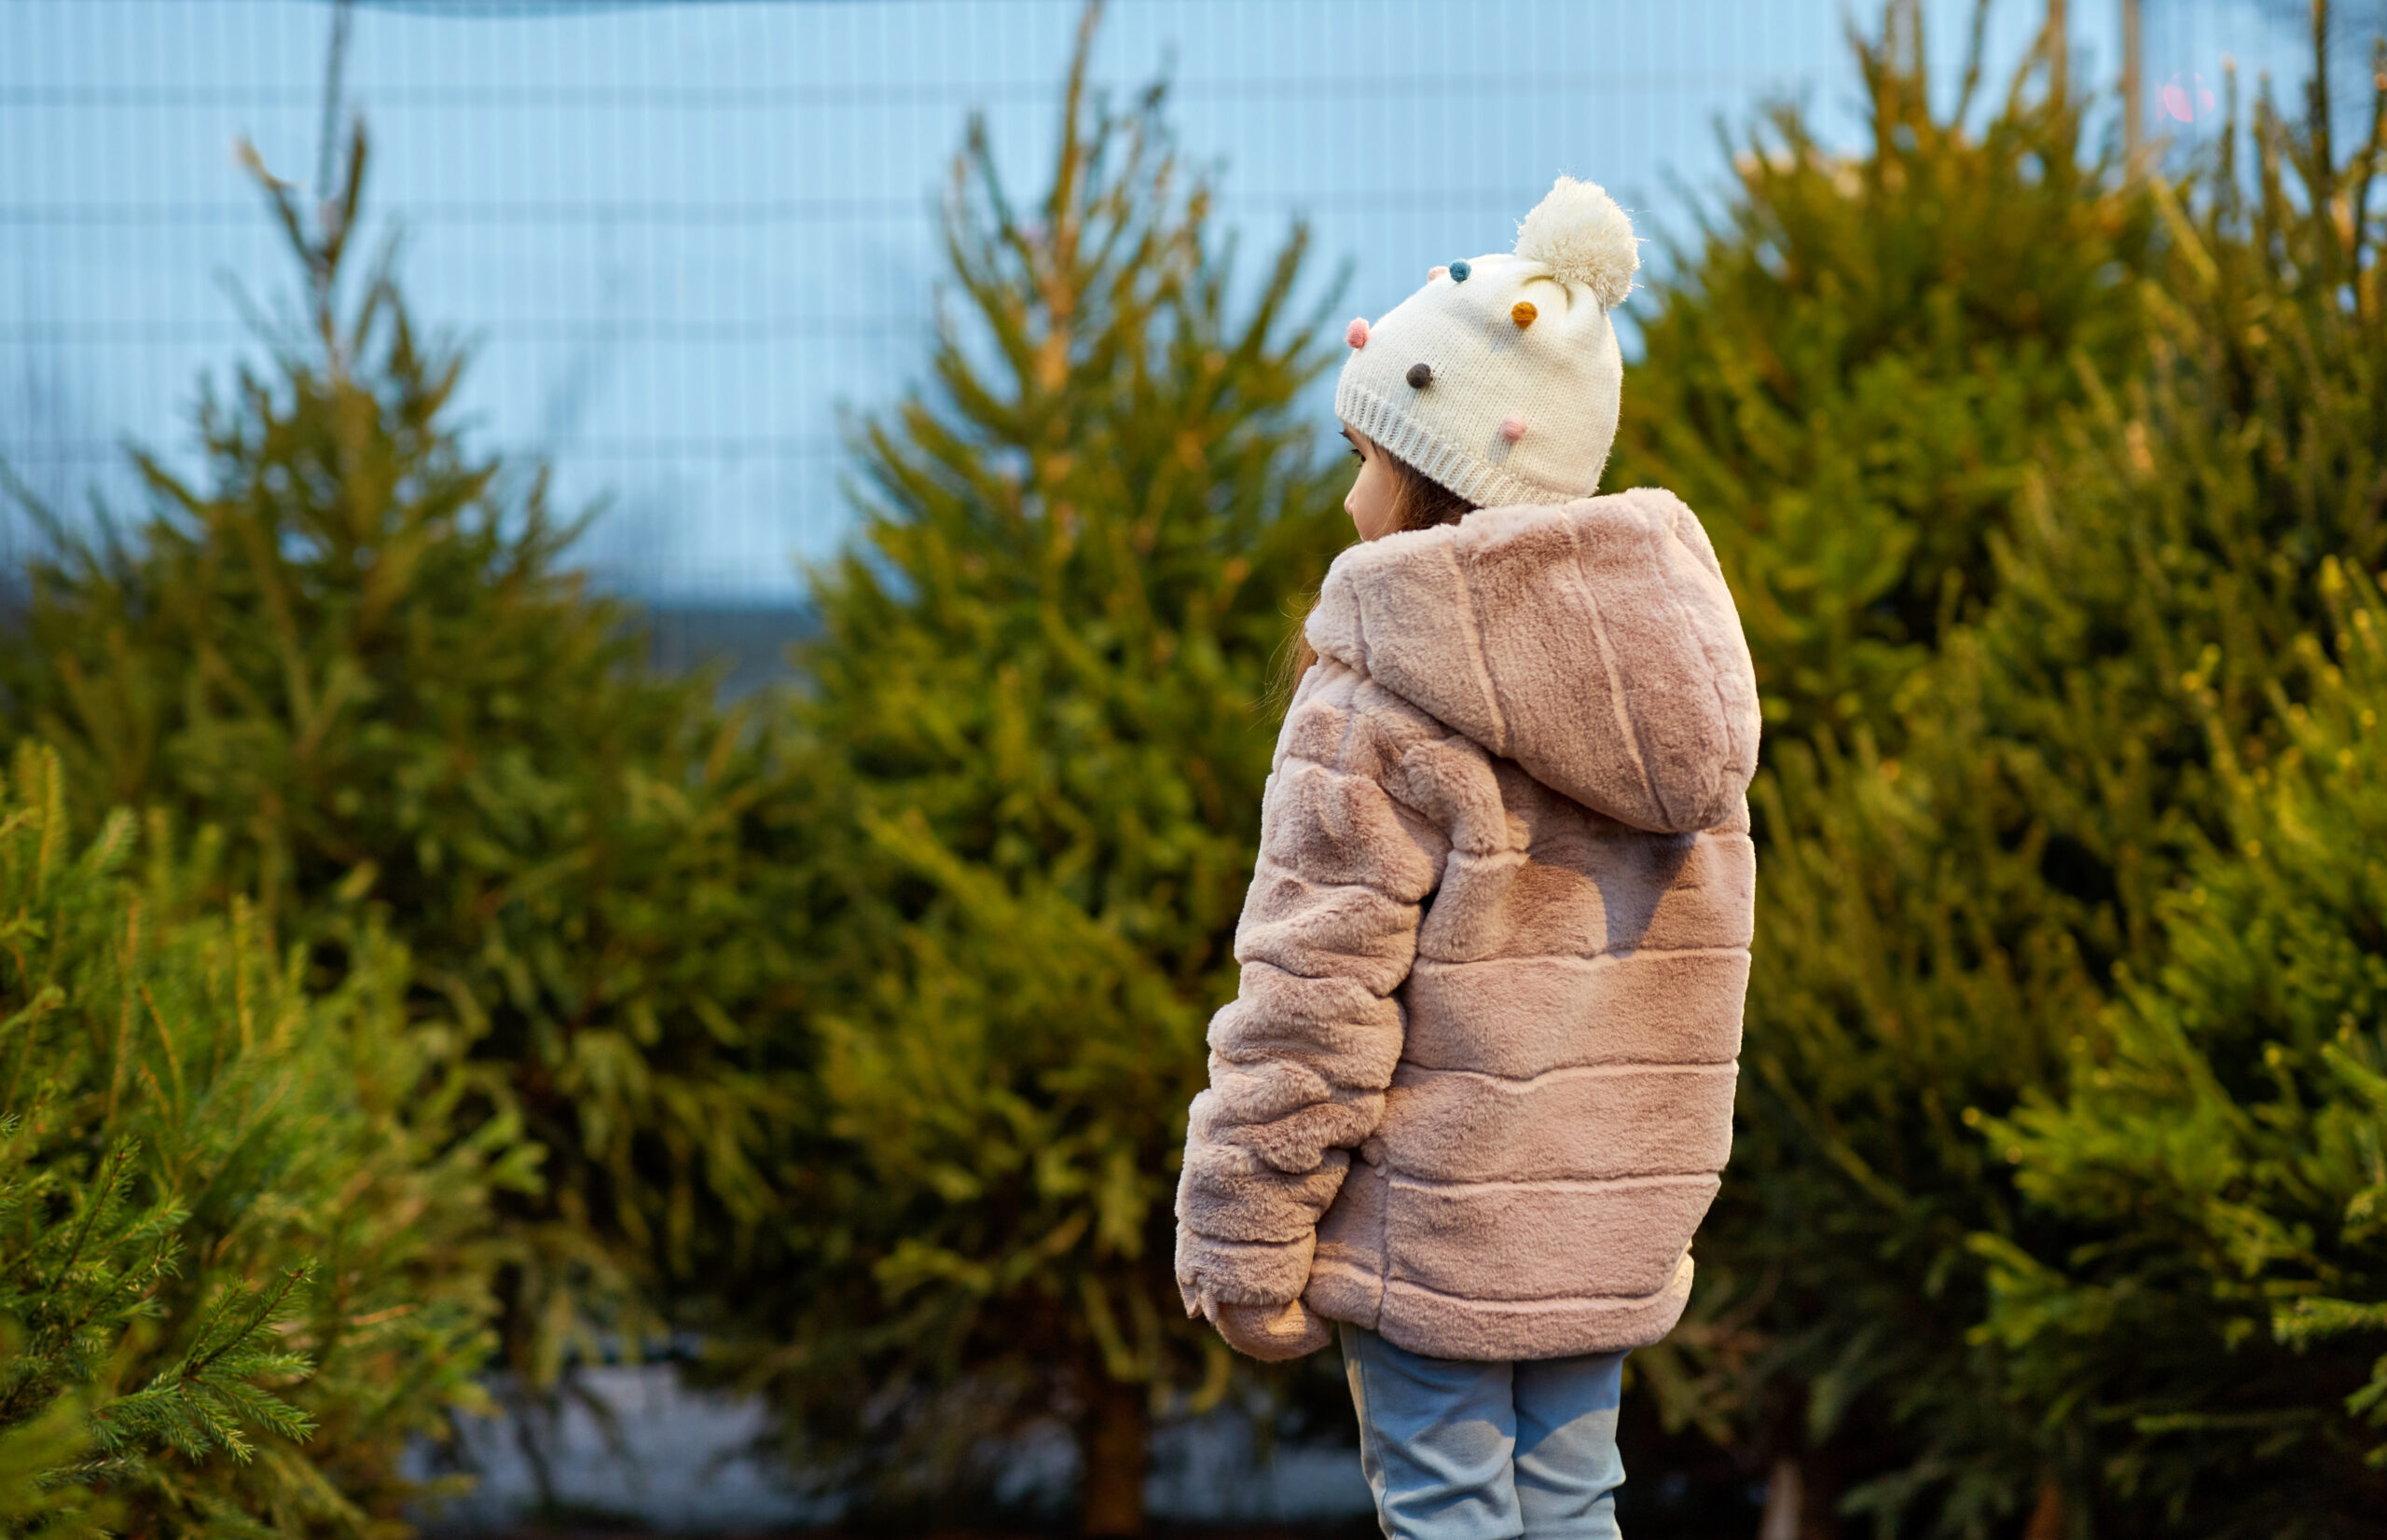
[1513,176,1637,309]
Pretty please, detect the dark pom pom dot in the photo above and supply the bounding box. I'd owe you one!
[1449,260,1471,282]
[1406,362,1434,389]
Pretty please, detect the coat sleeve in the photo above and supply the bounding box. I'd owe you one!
[1174,657,1450,1317]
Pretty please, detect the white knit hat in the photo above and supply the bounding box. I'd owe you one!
[1335,176,1639,509]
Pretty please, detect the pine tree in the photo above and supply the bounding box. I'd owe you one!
[0,127,801,1380]
[1975,565,2387,1536]
[1960,34,2387,1533]
[749,6,1348,1528]
[1597,5,2158,1524]
[1667,15,2386,1533]
[0,743,527,1534]
[1607,0,2155,746]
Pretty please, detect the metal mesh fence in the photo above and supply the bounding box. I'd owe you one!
[0,0,2333,601]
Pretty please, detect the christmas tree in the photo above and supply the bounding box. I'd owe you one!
[1978,566,2387,1535]
[1608,0,2154,745]
[0,744,524,1533]
[0,126,801,1382]
[750,5,1348,1528]
[1970,33,2387,1530]
[1603,6,2162,1525]
[1679,11,2386,1533]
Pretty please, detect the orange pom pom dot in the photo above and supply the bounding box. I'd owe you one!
[1511,300,1538,330]
[1345,317,1370,349]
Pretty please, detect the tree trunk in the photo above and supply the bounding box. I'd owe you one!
[2120,0,2145,164]
[2023,1479,2069,1540]
[1759,1456,1802,1540]
[1759,1450,1851,1540]
[2045,0,2069,101]
[1079,1376,1149,1537]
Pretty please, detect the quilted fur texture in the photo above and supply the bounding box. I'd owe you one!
[1176,487,1759,1363]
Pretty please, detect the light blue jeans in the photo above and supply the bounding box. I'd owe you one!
[1340,1322,1627,1540]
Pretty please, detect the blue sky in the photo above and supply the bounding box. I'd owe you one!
[0,0,2328,599]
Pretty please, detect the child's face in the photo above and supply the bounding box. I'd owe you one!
[1340,423,1402,542]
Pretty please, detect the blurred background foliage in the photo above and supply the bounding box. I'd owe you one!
[1607,3,2159,745]
[722,14,1351,1528]
[0,127,807,1398]
[1634,3,2387,1535]
[0,0,2382,1535]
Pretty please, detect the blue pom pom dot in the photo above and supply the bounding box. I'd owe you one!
[1448,259,1471,282]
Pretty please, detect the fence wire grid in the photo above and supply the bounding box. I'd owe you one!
[0,0,2339,601]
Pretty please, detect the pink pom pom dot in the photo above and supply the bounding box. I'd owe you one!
[1428,266,1449,282]
[1500,416,1527,443]
[1345,317,1370,349]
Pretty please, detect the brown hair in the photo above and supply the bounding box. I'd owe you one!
[1274,447,1479,707]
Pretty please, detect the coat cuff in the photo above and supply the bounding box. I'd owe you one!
[1173,1222,1315,1309]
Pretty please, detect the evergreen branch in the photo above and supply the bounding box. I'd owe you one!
[37,1146,133,1325]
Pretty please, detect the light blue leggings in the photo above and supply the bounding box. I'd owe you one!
[1340,1322,1627,1540]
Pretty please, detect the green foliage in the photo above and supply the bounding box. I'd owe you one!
[0,130,799,1376]
[1956,44,2387,1533]
[0,744,527,1535]
[1605,7,2159,1521]
[1978,565,2387,1535]
[1657,15,2387,1535]
[3,1148,314,1478]
[1607,0,2155,745]
[749,10,1348,1522]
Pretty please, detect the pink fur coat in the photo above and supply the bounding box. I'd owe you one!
[1175,488,1759,1362]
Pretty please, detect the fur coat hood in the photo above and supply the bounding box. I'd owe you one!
[1176,487,1759,1362]
[1304,488,1758,834]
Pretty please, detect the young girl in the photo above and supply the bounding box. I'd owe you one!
[1175,177,1759,1538]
